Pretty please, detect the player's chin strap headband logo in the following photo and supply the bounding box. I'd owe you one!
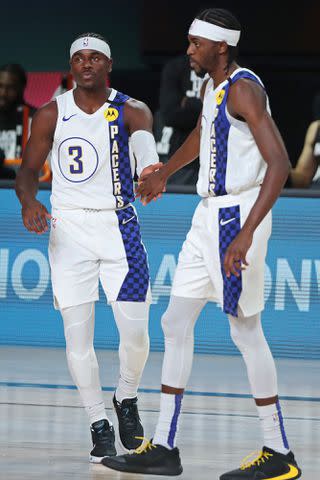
[70,37,111,59]
[189,19,240,46]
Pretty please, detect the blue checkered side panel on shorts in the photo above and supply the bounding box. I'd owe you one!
[116,206,149,302]
[218,205,242,316]
[108,91,134,208]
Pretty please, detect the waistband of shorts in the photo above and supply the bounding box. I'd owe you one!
[52,203,132,214]
[202,186,261,207]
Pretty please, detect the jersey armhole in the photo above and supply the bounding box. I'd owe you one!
[53,97,63,141]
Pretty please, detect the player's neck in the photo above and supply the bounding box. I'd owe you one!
[209,61,238,89]
[73,86,112,114]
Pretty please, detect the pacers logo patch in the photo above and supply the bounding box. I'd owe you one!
[104,107,119,122]
[216,89,225,105]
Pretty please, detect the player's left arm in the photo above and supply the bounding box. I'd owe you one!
[223,79,290,277]
[124,99,162,177]
[229,79,290,232]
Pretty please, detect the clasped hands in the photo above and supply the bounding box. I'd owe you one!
[135,162,166,205]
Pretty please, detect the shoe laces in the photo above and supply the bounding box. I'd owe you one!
[134,438,157,455]
[240,450,273,470]
[120,401,139,429]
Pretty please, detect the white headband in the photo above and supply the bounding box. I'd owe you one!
[189,19,240,46]
[70,37,111,59]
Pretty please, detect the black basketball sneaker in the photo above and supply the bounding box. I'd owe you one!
[219,446,302,479]
[102,439,183,475]
[113,394,144,451]
[89,419,117,463]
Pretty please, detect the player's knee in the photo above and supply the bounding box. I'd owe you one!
[112,301,149,347]
[132,327,149,349]
[161,296,202,340]
[229,325,246,351]
[161,310,184,340]
[120,323,149,351]
[229,314,266,351]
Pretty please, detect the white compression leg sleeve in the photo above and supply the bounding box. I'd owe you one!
[161,296,206,388]
[228,312,290,453]
[111,301,150,402]
[228,311,278,398]
[153,296,205,449]
[61,302,108,424]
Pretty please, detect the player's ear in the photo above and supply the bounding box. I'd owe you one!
[219,41,228,54]
[107,58,113,74]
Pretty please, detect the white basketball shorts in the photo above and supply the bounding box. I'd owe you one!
[48,205,152,309]
[171,187,272,317]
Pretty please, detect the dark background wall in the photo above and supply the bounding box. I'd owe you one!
[0,1,144,71]
[139,0,320,166]
[1,0,319,166]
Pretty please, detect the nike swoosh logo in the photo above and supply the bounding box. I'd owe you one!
[122,215,135,225]
[220,217,236,226]
[62,114,77,121]
[266,463,300,479]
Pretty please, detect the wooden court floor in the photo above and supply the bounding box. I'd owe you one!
[0,346,319,479]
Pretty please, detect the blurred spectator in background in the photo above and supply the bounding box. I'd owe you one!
[0,63,35,179]
[154,54,206,186]
[287,92,320,189]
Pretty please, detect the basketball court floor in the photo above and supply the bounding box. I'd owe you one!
[0,346,319,479]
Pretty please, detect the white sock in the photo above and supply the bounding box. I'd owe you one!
[153,393,183,449]
[115,377,138,403]
[257,401,290,454]
[86,401,111,425]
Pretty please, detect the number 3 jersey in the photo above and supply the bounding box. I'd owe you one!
[50,88,136,210]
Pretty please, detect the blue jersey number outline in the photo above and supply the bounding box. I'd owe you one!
[68,146,83,174]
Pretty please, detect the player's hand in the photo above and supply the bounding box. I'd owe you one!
[21,199,52,234]
[223,228,253,278]
[139,162,163,181]
[136,164,167,205]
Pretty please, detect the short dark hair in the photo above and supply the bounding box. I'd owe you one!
[196,8,241,31]
[0,63,27,88]
[73,32,109,44]
[196,8,241,66]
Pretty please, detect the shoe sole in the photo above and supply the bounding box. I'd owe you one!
[103,461,183,476]
[219,466,302,480]
[89,453,117,464]
[293,468,302,479]
[89,455,104,464]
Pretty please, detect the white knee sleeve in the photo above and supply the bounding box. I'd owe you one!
[228,312,278,398]
[112,301,150,398]
[161,296,206,388]
[61,302,105,417]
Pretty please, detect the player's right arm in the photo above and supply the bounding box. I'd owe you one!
[136,78,208,205]
[15,101,57,234]
[289,121,319,188]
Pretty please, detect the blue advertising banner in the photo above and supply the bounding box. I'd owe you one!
[0,188,319,359]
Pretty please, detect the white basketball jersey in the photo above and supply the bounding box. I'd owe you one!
[197,68,270,197]
[50,88,136,210]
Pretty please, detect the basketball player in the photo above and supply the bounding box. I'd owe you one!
[15,33,161,463]
[102,9,302,480]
